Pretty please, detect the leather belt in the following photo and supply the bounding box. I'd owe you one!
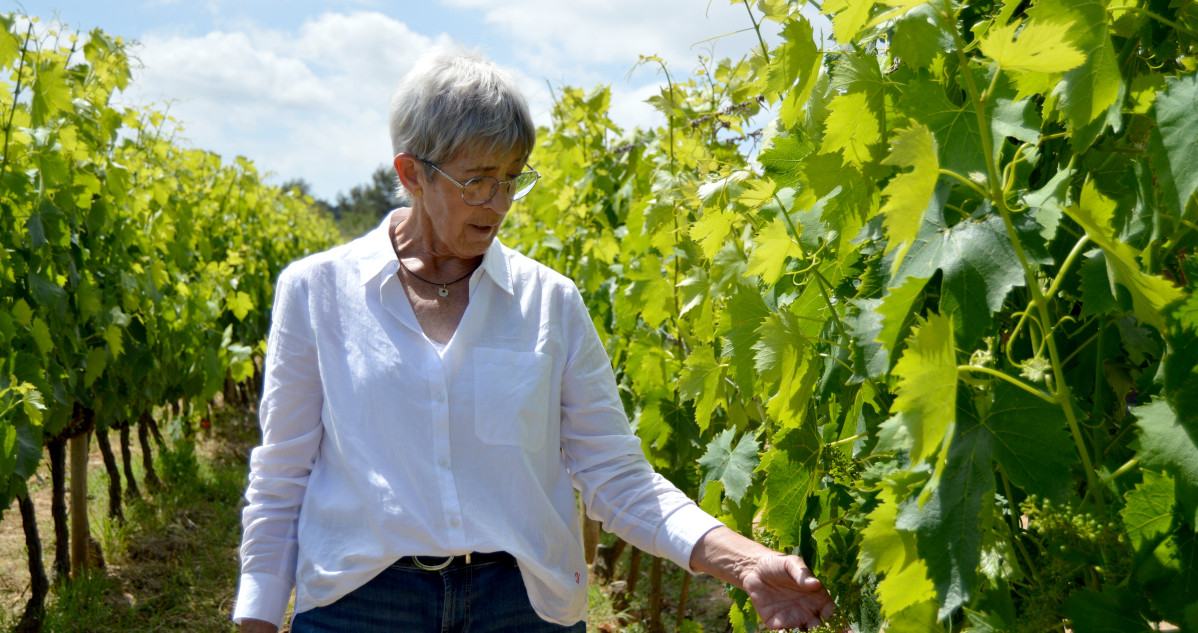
[393,551,513,571]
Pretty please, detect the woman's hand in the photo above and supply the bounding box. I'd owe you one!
[741,553,835,630]
[239,618,278,633]
[690,526,835,631]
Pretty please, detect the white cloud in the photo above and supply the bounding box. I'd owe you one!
[444,0,782,76]
[122,11,450,200]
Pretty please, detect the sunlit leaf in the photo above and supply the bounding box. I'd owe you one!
[891,312,957,465]
[880,124,939,257]
[979,20,1085,74]
[744,218,802,285]
[819,92,881,167]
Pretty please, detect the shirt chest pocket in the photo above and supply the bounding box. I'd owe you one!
[472,348,552,452]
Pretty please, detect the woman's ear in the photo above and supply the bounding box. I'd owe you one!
[393,153,423,197]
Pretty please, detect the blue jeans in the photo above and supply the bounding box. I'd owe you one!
[290,553,587,633]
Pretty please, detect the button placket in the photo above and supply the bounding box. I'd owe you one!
[429,350,466,545]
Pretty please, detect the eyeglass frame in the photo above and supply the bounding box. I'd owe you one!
[413,155,539,206]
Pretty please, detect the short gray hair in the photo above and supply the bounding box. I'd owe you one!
[388,47,536,182]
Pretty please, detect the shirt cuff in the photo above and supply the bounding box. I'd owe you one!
[232,572,293,627]
[652,502,725,573]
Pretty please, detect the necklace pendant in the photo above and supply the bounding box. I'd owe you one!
[438,287,449,297]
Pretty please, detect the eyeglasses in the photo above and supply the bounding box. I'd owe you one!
[416,157,539,206]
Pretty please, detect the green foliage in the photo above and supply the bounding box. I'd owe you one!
[0,16,339,516]
[504,0,1198,629]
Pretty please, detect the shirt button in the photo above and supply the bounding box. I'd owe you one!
[438,457,450,468]
[435,392,446,403]
[449,517,459,527]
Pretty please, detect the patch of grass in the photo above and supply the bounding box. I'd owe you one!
[5,406,257,633]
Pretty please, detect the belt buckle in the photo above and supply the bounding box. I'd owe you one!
[412,555,454,571]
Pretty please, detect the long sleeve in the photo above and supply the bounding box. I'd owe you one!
[233,264,325,626]
[557,286,722,571]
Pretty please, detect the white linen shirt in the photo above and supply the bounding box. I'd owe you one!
[233,213,723,627]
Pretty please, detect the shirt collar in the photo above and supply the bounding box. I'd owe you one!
[358,210,515,297]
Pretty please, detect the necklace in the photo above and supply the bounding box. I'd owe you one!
[397,257,476,297]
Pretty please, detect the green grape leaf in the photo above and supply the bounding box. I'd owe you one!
[30,318,52,359]
[744,218,801,286]
[875,275,930,368]
[737,178,777,211]
[891,8,950,69]
[1079,252,1120,318]
[1122,470,1175,552]
[898,200,1041,350]
[1030,0,1122,136]
[0,15,19,70]
[1151,72,1198,216]
[75,276,102,318]
[31,60,73,128]
[847,298,888,379]
[690,209,738,260]
[29,272,66,311]
[1143,530,1198,625]
[978,20,1085,74]
[718,284,771,394]
[11,299,32,327]
[0,311,12,345]
[988,72,1043,147]
[858,488,936,617]
[766,17,822,126]
[822,0,876,40]
[758,422,821,549]
[1021,164,1072,243]
[227,290,254,321]
[984,382,1075,501]
[897,75,985,179]
[819,91,881,168]
[679,345,724,433]
[885,599,945,633]
[1062,586,1154,633]
[698,171,749,210]
[697,428,760,505]
[1134,398,1198,497]
[634,397,672,460]
[905,393,995,620]
[1065,182,1184,332]
[700,480,724,516]
[755,306,819,427]
[759,134,814,189]
[891,311,957,465]
[880,124,940,257]
[104,324,124,359]
[228,343,256,383]
[13,420,42,479]
[83,346,108,388]
[1163,324,1198,428]
[625,339,670,395]
[676,268,709,318]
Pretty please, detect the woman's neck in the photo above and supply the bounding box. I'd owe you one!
[388,207,482,281]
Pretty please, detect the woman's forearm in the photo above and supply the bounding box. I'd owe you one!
[688,525,777,587]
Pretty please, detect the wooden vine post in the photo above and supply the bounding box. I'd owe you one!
[68,431,90,577]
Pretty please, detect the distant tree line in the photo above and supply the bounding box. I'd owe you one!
[282,165,400,240]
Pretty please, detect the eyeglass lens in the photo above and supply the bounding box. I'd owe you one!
[462,172,538,205]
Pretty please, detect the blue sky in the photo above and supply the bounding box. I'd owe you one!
[8,0,810,201]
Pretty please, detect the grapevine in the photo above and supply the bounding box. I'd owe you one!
[0,15,338,630]
[507,0,1198,630]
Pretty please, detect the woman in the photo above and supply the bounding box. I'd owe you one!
[234,48,835,632]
